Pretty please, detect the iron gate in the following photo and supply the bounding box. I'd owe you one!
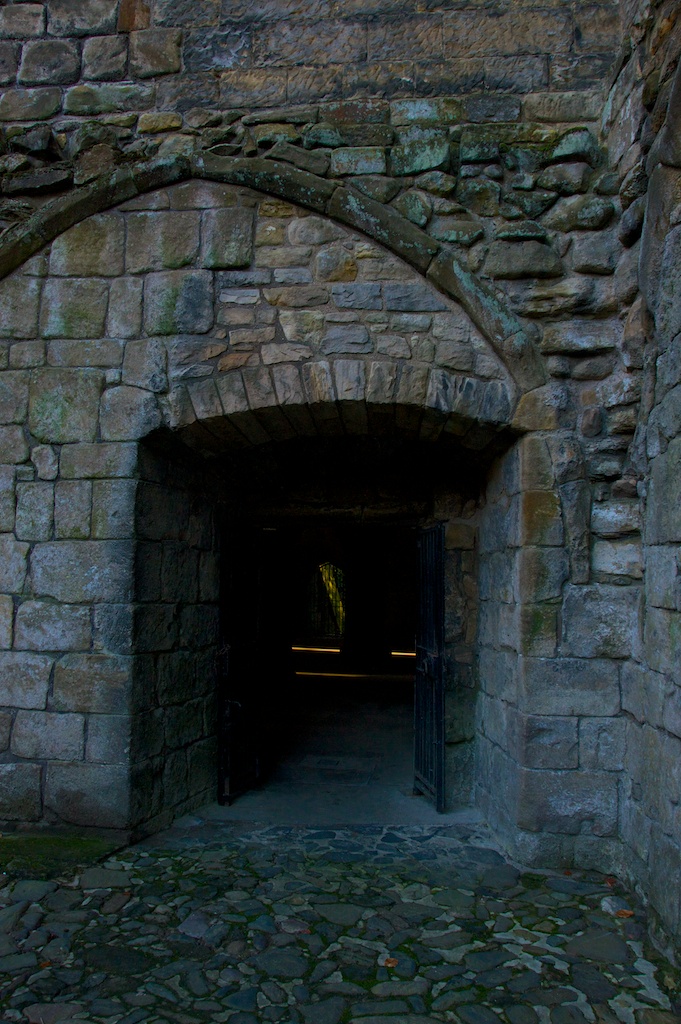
[414,522,446,812]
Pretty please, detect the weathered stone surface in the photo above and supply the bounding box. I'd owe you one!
[0,763,42,821]
[40,279,109,340]
[53,654,131,714]
[31,541,133,603]
[543,195,614,231]
[63,83,155,115]
[15,601,91,652]
[83,34,128,81]
[130,29,182,78]
[511,712,578,770]
[45,763,130,828]
[0,535,29,592]
[647,438,681,544]
[562,585,641,659]
[100,386,162,441]
[19,39,81,86]
[519,657,620,716]
[0,652,52,710]
[50,215,125,278]
[330,148,387,177]
[0,276,41,339]
[485,241,562,280]
[320,325,372,356]
[47,1,118,36]
[126,211,200,272]
[12,710,85,761]
[0,86,61,121]
[144,271,214,334]
[28,369,102,444]
[540,320,620,355]
[201,208,254,268]
[0,5,44,39]
[516,768,618,836]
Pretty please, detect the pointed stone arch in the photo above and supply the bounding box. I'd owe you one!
[0,152,546,401]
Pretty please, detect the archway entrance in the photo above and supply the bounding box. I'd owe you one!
[208,433,486,823]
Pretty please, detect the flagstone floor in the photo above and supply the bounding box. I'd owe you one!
[1,813,679,1024]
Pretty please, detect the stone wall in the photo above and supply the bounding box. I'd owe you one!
[0,0,615,125]
[600,0,681,951]
[1,0,680,956]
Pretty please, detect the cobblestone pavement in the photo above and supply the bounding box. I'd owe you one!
[1,816,679,1024]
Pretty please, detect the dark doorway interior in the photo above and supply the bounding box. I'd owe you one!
[220,521,418,807]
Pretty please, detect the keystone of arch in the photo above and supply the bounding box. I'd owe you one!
[0,151,546,395]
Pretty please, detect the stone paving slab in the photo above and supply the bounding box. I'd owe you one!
[0,818,679,1024]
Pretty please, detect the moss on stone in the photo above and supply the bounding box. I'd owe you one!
[0,831,121,881]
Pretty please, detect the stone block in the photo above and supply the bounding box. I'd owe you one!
[91,479,137,539]
[321,325,372,356]
[0,276,41,340]
[47,339,123,370]
[15,482,53,542]
[510,712,579,770]
[645,546,680,612]
[31,541,133,603]
[543,195,614,232]
[60,442,138,479]
[86,715,130,763]
[0,41,18,86]
[18,40,80,86]
[201,209,254,269]
[45,763,130,828]
[0,650,53,710]
[15,601,91,652]
[592,539,643,578]
[0,595,12,650]
[0,425,29,464]
[99,386,162,442]
[390,139,450,177]
[645,606,681,678]
[330,148,387,177]
[83,34,127,81]
[130,29,181,77]
[0,710,10,748]
[579,717,625,772]
[107,278,143,340]
[383,283,446,312]
[144,271,214,335]
[47,1,118,36]
[0,536,29,593]
[253,18,366,67]
[0,467,15,533]
[0,763,42,821]
[40,280,109,340]
[122,339,166,393]
[591,501,640,538]
[288,217,343,246]
[134,603,178,652]
[518,435,553,490]
[516,767,618,836]
[30,446,58,482]
[515,545,568,602]
[50,216,124,278]
[28,369,102,444]
[0,5,44,38]
[0,371,28,425]
[519,603,557,657]
[562,584,640,659]
[485,241,562,280]
[12,710,85,761]
[220,68,286,109]
[332,283,382,310]
[0,86,61,120]
[54,480,91,540]
[280,307,325,348]
[63,83,155,116]
[464,95,521,123]
[647,439,681,545]
[93,603,133,656]
[126,212,200,273]
[519,656,620,716]
[519,491,563,547]
[53,653,131,714]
